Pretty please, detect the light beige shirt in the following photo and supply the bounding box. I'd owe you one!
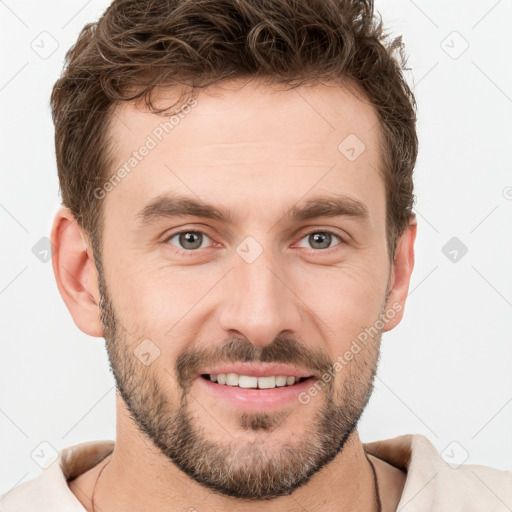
[1,433,511,511]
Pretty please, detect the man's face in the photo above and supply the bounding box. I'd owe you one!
[97,79,394,499]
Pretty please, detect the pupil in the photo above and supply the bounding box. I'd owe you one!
[311,232,330,249]
[181,232,201,249]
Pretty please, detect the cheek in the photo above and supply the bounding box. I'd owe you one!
[297,260,388,329]
[106,266,212,365]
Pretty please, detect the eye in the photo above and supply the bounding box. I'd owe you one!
[166,230,212,253]
[295,230,344,252]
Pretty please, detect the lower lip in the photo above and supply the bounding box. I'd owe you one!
[196,376,315,411]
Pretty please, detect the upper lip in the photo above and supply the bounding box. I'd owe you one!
[198,363,314,379]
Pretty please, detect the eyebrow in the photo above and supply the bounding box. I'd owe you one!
[135,193,370,227]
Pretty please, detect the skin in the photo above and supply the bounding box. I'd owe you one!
[53,77,416,511]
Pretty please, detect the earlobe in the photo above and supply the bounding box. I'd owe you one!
[383,217,417,332]
[50,207,104,337]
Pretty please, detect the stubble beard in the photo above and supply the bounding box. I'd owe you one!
[97,268,383,500]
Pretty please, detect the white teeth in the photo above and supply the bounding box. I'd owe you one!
[239,375,258,388]
[226,373,239,386]
[258,376,276,389]
[208,373,305,388]
[275,376,287,387]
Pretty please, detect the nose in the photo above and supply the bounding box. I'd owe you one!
[218,244,302,347]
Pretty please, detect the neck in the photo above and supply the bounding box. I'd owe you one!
[92,405,380,512]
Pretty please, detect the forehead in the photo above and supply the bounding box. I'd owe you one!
[104,78,385,229]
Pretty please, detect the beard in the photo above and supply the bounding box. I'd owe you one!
[97,267,384,501]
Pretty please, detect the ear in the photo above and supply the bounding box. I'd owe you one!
[383,217,417,332]
[50,207,104,337]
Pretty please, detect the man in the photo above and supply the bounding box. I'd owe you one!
[2,0,511,510]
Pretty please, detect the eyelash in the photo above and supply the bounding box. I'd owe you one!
[164,228,345,257]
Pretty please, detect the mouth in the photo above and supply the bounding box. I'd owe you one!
[195,364,317,411]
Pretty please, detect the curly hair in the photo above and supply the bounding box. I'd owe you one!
[50,0,417,263]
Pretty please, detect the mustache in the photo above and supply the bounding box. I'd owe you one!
[175,336,333,389]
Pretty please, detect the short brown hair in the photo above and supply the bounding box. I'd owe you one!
[50,0,417,264]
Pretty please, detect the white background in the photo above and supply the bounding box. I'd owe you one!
[1,0,511,496]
